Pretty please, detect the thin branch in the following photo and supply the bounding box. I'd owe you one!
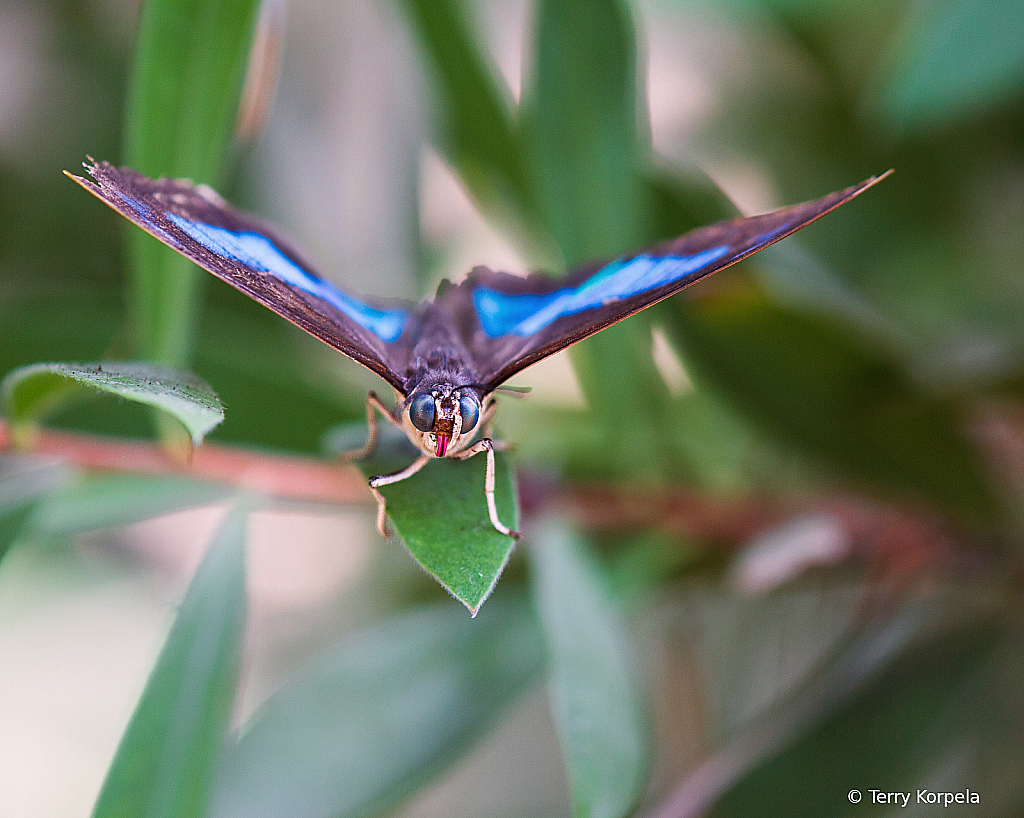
[0,419,371,505]
[0,419,982,579]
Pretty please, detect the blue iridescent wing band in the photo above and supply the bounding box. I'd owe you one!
[441,172,892,392]
[66,160,413,393]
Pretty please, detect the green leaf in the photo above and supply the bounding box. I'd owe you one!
[1,362,224,446]
[91,501,248,818]
[573,318,691,480]
[877,0,1024,131]
[28,474,230,536]
[524,0,642,266]
[0,489,37,563]
[354,428,518,615]
[394,0,542,244]
[0,457,72,563]
[661,293,1003,524]
[530,519,648,818]
[210,596,544,818]
[125,0,261,365]
[524,0,686,477]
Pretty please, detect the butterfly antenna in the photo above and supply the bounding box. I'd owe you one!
[492,385,532,398]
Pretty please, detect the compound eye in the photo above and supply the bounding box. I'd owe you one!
[458,394,480,432]
[409,393,436,432]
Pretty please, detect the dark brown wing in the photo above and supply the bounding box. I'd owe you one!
[67,160,415,393]
[438,173,891,392]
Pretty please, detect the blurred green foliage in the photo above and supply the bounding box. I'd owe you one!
[210,595,544,818]
[1,0,1023,816]
[91,502,247,818]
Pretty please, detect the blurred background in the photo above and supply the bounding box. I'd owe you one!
[1,0,1023,815]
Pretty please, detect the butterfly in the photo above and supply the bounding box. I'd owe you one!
[68,159,890,539]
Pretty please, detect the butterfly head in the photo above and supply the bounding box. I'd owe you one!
[404,385,482,458]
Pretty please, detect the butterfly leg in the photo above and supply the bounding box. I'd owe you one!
[368,454,430,537]
[455,439,521,539]
[344,391,401,461]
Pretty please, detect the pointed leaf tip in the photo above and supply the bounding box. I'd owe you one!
[354,435,518,613]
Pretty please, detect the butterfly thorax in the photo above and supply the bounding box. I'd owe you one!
[397,305,487,458]
[401,305,481,395]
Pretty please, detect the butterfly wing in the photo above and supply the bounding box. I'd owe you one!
[446,173,890,392]
[67,160,414,394]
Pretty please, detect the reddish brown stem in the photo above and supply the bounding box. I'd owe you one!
[0,419,975,580]
[0,419,370,505]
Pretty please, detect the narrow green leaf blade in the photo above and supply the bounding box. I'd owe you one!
[525,0,642,265]
[1,362,224,445]
[394,0,541,237]
[525,0,684,477]
[29,474,230,536]
[530,519,649,818]
[355,430,518,614]
[0,491,36,564]
[568,318,684,480]
[125,0,261,365]
[0,457,72,563]
[91,502,248,818]
[211,597,544,818]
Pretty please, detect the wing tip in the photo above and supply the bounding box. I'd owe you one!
[809,169,893,219]
[63,167,94,191]
[857,168,895,193]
